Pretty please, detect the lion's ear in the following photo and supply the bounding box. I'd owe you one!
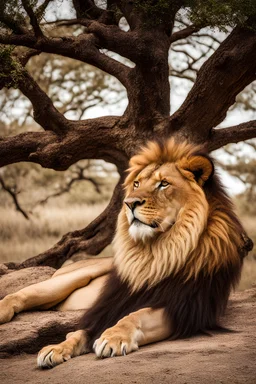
[176,155,214,186]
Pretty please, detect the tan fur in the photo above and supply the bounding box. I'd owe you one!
[0,138,243,368]
[114,138,241,291]
[177,155,213,186]
[94,308,171,358]
[37,330,88,368]
[0,258,113,324]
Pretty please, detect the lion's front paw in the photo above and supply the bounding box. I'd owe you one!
[37,344,72,369]
[93,327,140,358]
[37,330,87,368]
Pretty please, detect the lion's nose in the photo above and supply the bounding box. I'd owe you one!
[124,197,146,211]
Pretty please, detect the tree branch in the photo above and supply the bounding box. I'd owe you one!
[0,36,129,134]
[0,176,29,220]
[69,2,178,65]
[18,70,68,132]
[16,48,41,66]
[72,0,105,19]
[0,50,68,133]
[0,2,176,80]
[21,0,43,37]
[193,33,222,45]
[0,131,56,167]
[171,71,195,83]
[208,120,256,151]
[0,116,130,171]
[115,0,142,30]
[169,26,256,143]
[37,163,101,206]
[246,141,256,151]
[170,25,200,43]
[36,0,54,20]
[0,13,27,34]
[115,0,177,34]
[0,32,131,87]
[73,0,119,24]
[40,17,144,64]
[15,177,124,269]
[86,20,139,62]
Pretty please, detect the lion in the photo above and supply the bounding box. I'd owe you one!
[0,138,246,368]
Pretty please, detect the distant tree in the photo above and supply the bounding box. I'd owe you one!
[0,44,122,218]
[0,45,125,125]
[0,173,30,219]
[0,0,256,269]
[220,141,256,214]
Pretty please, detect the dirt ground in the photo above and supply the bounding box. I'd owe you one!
[0,288,255,384]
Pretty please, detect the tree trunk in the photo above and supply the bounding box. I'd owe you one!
[125,30,171,129]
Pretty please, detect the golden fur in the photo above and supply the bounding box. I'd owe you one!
[114,138,241,291]
[36,138,245,366]
[0,137,246,367]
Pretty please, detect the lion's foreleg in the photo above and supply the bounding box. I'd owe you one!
[0,258,113,324]
[93,307,171,358]
[37,330,88,368]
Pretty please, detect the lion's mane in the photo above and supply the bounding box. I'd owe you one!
[114,138,242,291]
[80,138,245,344]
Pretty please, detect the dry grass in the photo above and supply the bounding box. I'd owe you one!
[0,203,255,291]
[237,215,256,290]
[0,203,106,263]
[239,259,256,290]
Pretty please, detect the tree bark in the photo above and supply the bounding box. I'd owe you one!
[169,26,256,142]
[209,121,256,151]
[125,30,171,129]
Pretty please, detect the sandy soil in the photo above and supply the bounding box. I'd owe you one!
[0,288,255,384]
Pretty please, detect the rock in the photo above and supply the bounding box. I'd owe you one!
[0,264,9,276]
[0,266,56,299]
[0,266,255,383]
[0,310,84,357]
[0,289,255,384]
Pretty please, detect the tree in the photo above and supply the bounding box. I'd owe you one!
[0,0,255,271]
[220,141,256,214]
[0,50,121,219]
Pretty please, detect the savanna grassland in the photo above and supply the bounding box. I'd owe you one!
[0,163,117,261]
[0,202,108,263]
[0,172,255,291]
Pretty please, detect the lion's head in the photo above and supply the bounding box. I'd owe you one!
[114,138,243,292]
[123,139,213,242]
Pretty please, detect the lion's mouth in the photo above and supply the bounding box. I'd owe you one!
[132,218,158,229]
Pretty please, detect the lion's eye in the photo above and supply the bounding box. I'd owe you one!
[134,181,140,189]
[159,180,169,189]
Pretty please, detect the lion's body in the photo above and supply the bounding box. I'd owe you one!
[79,139,243,344]
[0,138,247,368]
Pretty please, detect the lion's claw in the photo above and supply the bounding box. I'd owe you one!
[37,344,72,369]
[93,331,138,358]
